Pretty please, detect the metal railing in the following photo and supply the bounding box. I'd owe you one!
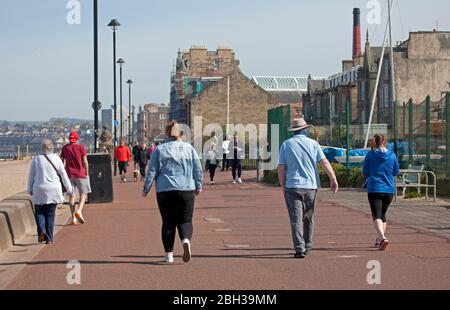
[395,169,437,202]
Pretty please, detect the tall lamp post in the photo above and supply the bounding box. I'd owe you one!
[126,79,133,146]
[108,18,121,176]
[117,58,126,140]
[92,0,101,152]
[131,105,136,144]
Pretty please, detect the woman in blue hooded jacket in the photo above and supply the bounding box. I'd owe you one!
[362,134,399,251]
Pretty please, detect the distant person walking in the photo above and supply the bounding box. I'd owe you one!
[143,121,203,264]
[221,135,231,171]
[115,139,131,182]
[206,143,220,185]
[230,134,245,184]
[278,118,339,259]
[138,142,151,181]
[362,134,399,251]
[132,141,140,170]
[61,131,92,225]
[28,140,73,244]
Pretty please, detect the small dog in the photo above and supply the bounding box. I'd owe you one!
[133,170,139,182]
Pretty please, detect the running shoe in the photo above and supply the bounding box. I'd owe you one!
[75,211,85,224]
[379,239,389,251]
[182,239,191,263]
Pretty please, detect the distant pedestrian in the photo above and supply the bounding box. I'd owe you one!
[143,121,203,264]
[61,131,92,225]
[206,143,220,185]
[132,141,140,170]
[28,140,73,244]
[115,139,131,183]
[229,134,245,184]
[278,118,339,259]
[138,142,151,181]
[362,134,399,251]
[221,135,231,171]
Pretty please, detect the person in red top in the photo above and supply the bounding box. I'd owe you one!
[61,131,91,225]
[115,139,131,182]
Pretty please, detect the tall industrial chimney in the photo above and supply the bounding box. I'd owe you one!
[353,8,362,57]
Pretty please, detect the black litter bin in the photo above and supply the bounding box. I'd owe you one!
[87,154,114,203]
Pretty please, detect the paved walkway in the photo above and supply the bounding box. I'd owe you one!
[1,170,449,290]
[0,161,30,201]
[320,189,450,240]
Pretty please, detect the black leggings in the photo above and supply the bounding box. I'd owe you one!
[139,164,147,178]
[231,159,242,180]
[156,191,195,253]
[209,164,217,181]
[368,193,394,223]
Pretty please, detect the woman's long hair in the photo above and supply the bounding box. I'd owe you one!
[370,134,388,150]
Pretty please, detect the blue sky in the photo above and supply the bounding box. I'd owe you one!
[0,0,449,121]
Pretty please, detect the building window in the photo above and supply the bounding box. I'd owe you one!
[159,113,165,120]
[384,58,389,80]
[316,99,321,117]
[360,81,366,101]
[383,86,389,108]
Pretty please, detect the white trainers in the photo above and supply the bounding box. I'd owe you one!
[232,180,237,184]
[182,239,191,263]
[238,178,243,184]
[164,252,174,263]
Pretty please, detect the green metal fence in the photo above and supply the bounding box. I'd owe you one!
[268,105,291,153]
[396,94,449,176]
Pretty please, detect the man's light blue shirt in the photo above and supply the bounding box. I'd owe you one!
[278,134,326,190]
[143,140,203,193]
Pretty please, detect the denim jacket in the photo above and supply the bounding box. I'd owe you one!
[143,140,203,193]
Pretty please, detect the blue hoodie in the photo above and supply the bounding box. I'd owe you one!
[362,149,400,194]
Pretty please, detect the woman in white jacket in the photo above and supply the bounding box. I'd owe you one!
[28,140,73,244]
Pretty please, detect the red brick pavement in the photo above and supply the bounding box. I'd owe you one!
[4,170,450,290]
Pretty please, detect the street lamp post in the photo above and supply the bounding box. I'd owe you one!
[93,0,100,153]
[117,58,126,140]
[131,105,136,144]
[126,79,133,146]
[108,18,121,176]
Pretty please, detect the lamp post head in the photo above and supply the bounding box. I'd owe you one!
[127,79,133,85]
[108,19,121,31]
[117,58,126,67]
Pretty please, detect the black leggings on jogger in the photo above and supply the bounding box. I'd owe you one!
[156,191,196,253]
[368,193,394,223]
[209,164,217,181]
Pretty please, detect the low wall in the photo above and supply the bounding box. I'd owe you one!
[0,192,36,255]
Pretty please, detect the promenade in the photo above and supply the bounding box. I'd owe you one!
[0,167,449,290]
[0,160,30,202]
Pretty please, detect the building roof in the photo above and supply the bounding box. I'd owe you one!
[268,91,303,104]
[252,76,310,92]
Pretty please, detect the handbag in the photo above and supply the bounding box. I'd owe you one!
[43,154,67,194]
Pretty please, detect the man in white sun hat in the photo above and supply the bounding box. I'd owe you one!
[278,118,339,259]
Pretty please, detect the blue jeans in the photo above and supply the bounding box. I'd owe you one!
[34,204,57,242]
[284,189,317,254]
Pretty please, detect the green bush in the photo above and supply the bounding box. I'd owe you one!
[437,178,450,197]
[263,170,279,186]
[264,164,366,188]
[319,164,364,188]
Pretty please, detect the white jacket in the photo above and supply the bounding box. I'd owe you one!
[28,153,74,205]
